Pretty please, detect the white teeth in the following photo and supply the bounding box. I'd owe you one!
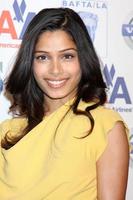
[46,79,67,88]
[47,80,66,85]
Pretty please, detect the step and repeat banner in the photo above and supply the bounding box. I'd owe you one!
[0,0,133,199]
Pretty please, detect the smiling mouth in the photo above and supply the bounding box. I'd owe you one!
[46,79,68,88]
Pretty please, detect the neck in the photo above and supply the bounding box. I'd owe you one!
[44,97,75,116]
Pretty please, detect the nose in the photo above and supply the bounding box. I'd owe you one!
[50,59,63,75]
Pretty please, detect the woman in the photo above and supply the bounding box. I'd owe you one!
[0,7,129,200]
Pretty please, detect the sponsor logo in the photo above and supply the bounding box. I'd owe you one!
[62,0,107,9]
[0,0,36,47]
[103,64,132,112]
[122,11,133,49]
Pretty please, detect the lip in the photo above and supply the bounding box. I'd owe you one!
[46,79,68,88]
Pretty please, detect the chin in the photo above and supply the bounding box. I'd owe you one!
[48,95,68,100]
[46,91,74,100]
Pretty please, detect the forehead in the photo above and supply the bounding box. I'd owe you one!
[35,30,77,51]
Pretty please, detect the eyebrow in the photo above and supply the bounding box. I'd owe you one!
[34,48,77,53]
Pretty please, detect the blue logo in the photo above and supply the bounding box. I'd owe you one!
[78,12,98,41]
[103,64,132,104]
[12,0,36,39]
[122,24,133,37]
[122,11,133,49]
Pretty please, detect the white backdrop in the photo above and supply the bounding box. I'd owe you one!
[0,0,133,199]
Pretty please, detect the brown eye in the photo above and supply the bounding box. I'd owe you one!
[35,55,47,61]
[64,54,75,60]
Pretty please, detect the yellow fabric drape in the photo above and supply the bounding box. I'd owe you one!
[0,100,128,200]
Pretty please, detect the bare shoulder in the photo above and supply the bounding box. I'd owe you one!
[101,121,129,167]
[96,121,130,200]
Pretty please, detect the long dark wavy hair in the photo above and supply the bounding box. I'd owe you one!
[2,7,107,149]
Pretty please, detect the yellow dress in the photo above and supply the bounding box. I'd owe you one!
[0,100,128,200]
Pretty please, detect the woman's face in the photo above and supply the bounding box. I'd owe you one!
[33,30,81,103]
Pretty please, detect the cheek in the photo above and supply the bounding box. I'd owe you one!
[76,67,82,83]
[72,63,81,78]
[33,65,45,78]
